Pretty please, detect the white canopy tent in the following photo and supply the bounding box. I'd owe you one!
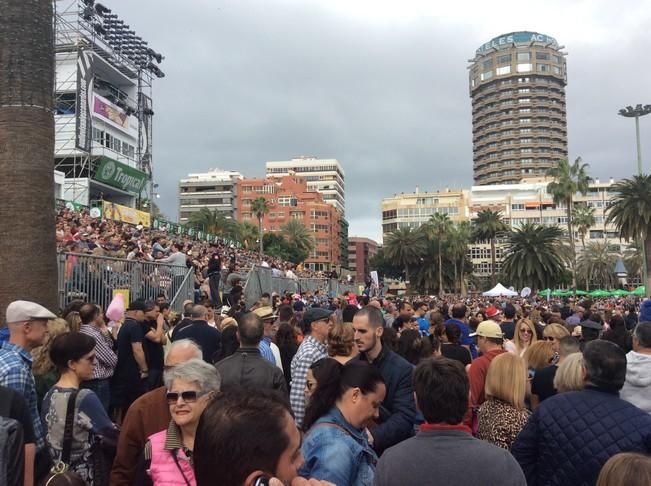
[482,283,518,297]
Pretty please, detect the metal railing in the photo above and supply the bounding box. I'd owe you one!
[57,252,194,313]
[243,266,360,306]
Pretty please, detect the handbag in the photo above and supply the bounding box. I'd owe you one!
[40,389,86,486]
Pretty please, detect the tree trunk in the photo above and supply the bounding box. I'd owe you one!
[645,235,651,298]
[490,237,496,286]
[566,196,577,293]
[0,0,57,317]
[258,216,263,255]
[453,260,458,294]
[460,257,466,296]
[438,240,443,297]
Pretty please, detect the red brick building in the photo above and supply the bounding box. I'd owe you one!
[236,175,340,270]
[348,237,378,283]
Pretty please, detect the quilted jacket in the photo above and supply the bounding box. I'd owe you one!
[511,386,651,486]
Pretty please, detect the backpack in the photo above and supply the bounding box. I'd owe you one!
[0,414,25,486]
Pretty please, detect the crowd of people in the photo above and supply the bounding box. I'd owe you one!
[1,286,651,485]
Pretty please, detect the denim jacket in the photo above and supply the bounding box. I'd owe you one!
[299,407,378,486]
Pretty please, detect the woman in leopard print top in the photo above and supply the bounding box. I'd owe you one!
[477,353,531,450]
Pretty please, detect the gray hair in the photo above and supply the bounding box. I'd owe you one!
[164,358,221,392]
[634,322,651,348]
[167,339,203,360]
[191,305,208,319]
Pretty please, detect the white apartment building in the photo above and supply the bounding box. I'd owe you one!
[178,169,243,224]
[265,157,346,214]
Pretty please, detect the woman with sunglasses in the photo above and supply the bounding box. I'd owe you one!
[300,361,386,486]
[142,359,220,486]
[505,318,538,357]
[42,332,118,485]
[542,323,570,363]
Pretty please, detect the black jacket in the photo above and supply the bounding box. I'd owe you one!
[357,346,416,454]
[215,347,288,395]
[172,320,221,363]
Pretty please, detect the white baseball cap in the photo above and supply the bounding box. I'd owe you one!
[6,300,57,324]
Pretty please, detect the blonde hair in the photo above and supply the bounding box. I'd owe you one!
[328,322,355,358]
[523,341,554,370]
[485,353,527,410]
[65,311,82,333]
[543,323,570,340]
[31,318,70,376]
[553,352,585,393]
[596,453,651,486]
[513,318,538,354]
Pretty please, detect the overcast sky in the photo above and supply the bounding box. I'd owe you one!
[110,0,651,242]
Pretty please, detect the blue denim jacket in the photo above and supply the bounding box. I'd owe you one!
[299,407,378,486]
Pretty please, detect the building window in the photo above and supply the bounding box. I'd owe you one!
[535,52,550,60]
[496,65,511,75]
[517,52,531,61]
[517,63,532,73]
[481,70,493,80]
[537,64,550,72]
[552,66,561,74]
[553,55,562,64]
[497,54,512,64]
[483,59,493,70]
[519,118,531,124]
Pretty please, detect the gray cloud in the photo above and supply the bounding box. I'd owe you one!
[109,0,651,242]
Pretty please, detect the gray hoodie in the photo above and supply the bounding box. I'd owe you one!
[620,351,651,413]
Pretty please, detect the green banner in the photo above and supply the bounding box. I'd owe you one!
[95,156,149,193]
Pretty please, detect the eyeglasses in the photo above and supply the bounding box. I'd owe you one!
[543,336,556,341]
[519,328,533,334]
[166,390,207,404]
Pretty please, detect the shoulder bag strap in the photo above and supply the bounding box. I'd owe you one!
[171,450,192,486]
[61,389,80,465]
[309,421,351,436]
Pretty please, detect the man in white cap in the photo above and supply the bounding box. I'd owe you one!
[0,300,57,481]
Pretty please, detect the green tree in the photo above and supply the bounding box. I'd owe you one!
[0,0,57,315]
[606,174,651,296]
[546,157,592,292]
[576,241,619,290]
[572,203,596,249]
[501,223,568,291]
[623,241,643,284]
[281,220,314,260]
[426,213,453,296]
[236,221,259,249]
[187,208,239,239]
[251,197,271,255]
[449,221,473,295]
[369,248,403,280]
[472,209,508,287]
[383,226,427,289]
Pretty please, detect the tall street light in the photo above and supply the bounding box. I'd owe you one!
[618,103,651,292]
[618,104,651,174]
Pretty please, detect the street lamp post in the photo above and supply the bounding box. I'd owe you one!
[618,104,651,292]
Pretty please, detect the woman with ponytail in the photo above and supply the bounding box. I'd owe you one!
[300,360,386,486]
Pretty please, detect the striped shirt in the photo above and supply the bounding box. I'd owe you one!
[0,341,45,451]
[79,324,118,380]
[290,335,327,428]
[259,339,276,366]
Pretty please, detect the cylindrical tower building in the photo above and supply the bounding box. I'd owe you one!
[469,32,568,185]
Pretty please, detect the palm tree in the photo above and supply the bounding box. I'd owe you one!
[572,203,596,249]
[623,241,643,284]
[383,226,427,288]
[472,209,508,286]
[606,174,651,296]
[449,221,472,294]
[426,213,453,296]
[187,208,238,239]
[250,197,271,255]
[501,223,568,291]
[281,220,314,259]
[546,157,592,292]
[237,221,259,250]
[576,241,619,290]
[0,0,57,316]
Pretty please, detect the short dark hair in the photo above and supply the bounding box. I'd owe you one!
[49,332,96,373]
[634,322,651,348]
[451,303,467,319]
[194,389,293,486]
[583,340,627,392]
[277,304,293,323]
[355,306,384,329]
[238,312,264,346]
[503,303,516,319]
[342,304,359,323]
[413,357,468,424]
[444,323,462,344]
[79,304,99,325]
[559,336,580,356]
[159,302,170,313]
[143,300,158,313]
[398,301,412,312]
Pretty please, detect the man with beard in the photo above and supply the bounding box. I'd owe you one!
[352,305,416,454]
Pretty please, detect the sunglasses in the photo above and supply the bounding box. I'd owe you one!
[519,328,533,334]
[166,390,208,404]
[543,336,556,341]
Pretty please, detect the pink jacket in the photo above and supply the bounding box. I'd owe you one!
[147,429,196,486]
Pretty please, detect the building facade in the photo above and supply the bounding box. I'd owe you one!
[348,237,379,283]
[469,32,568,185]
[265,157,346,215]
[381,188,470,236]
[54,1,164,210]
[236,176,341,271]
[178,169,242,224]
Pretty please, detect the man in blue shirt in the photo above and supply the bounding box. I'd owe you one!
[445,303,477,358]
[414,301,430,336]
[0,300,57,481]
